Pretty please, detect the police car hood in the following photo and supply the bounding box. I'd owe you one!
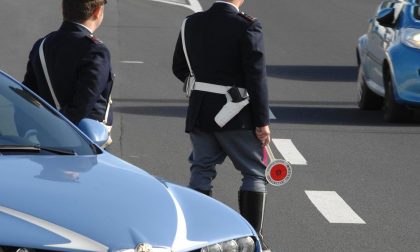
[0,153,255,251]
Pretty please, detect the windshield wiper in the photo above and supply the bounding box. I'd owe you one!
[0,145,75,155]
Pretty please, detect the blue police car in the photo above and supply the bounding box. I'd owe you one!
[0,70,261,252]
[356,0,420,121]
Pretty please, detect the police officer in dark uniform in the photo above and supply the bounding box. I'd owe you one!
[172,0,271,251]
[23,0,113,138]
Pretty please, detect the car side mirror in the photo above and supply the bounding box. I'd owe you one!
[376,8,395,28]
[77,118,109,147]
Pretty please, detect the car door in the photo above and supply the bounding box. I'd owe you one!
[365,1,395,87]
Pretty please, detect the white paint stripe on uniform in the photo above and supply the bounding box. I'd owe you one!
[120,61,144,64]
[148,0,203,13]
[305,191,366,224]
[272,139,307,165]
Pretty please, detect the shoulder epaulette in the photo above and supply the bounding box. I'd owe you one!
[238,12,257,22]
[86,34,103,44]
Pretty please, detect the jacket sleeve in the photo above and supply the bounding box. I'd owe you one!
[61,44,111,123]
[172,32,190,83]
[22,45,39,93]
[240,20,269,127]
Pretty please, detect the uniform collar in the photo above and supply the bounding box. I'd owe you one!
[213,1,240,13]
[72,22,94,34]
[60,21,93,35]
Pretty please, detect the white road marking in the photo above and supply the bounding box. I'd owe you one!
[120,60,144,64]
[148,0,203,13]
[272,139,307,165]
[269,108,276,119]
[305,191,366,224]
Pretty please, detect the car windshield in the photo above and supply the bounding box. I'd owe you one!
[0,72,96,155]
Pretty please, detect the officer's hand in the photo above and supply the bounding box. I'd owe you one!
[255,126,270,146]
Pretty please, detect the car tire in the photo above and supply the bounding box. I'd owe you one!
[357,65,382,110]
[383,70,411,122]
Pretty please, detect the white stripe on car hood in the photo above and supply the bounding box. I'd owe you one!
[0,205,108,251]
[167,190,207,251]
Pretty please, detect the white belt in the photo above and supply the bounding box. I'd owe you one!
[192,81,250,128]
[193,82,247,97]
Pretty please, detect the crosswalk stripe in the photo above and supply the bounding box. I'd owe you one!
[148,0,203,12]
[305,191,366,224]
[120,61,144,64]
[269,108,276,119]
[272,139,307,165]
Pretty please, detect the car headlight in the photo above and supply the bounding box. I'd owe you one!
[201,237,255,252]
[401,28,420,48]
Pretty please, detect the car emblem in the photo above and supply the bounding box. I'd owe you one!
[135,243,153,252]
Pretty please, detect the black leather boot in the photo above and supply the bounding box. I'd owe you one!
[239,191,271,252]
[194,189,212,197]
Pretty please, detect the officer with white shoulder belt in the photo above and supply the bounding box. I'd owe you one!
[23,0,113,147]
[172,0,272,251]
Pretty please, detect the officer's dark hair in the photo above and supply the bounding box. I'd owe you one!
[62,0,106,23]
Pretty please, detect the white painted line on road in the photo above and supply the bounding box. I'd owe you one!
[148,0,203,13]
[305,191,366,224]
[120,61,144,64]
[186,0,202,12]
[272,139,307,165]
[269,108,276,119]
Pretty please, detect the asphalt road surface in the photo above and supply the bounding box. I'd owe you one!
[1,0,420,251]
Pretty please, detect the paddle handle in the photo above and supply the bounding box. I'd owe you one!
[265,144,276,162]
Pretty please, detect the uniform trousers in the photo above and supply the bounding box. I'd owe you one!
[188,128,268,193]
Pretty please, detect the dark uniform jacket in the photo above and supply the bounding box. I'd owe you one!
[23,21,113,125]
[172,2,269,133]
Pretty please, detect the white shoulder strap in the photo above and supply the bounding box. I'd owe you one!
[39,38,61,110]
[181,18,194,76]
[103,96,112,123]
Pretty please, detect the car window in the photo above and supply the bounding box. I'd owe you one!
[379,1,394,11]
[375,1,395,19]
[414,4,420,20]
[375,1,406,26]
[0,93,17,136]
[0,73,96,155]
